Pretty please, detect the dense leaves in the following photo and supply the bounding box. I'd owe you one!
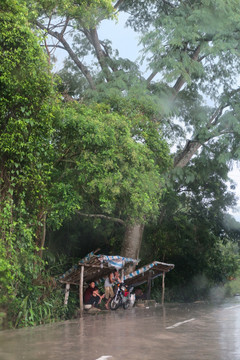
[50,101,171,224]
[0,0,56,324]
[141,155,240,300]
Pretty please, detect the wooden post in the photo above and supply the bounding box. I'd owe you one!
[79,265,84,318]
[147,271,152,300]
[161,271,165,305]
[64,283,70,306]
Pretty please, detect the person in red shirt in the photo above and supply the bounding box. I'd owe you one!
[83,281,96,304]
[83,281,104,307]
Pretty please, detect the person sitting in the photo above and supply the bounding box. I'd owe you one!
[83,281,104,308]
[104,272,114,310]
[113,270,121,283]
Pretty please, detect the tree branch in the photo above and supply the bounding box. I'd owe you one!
[89,28,112,81]
[44,38,51,65]
[61,16,70,36]
[173,87,240,169]
[207,88,240,129]
[114,0,125,9]
[36,20,96,89]
[76,211,125,225]
[207,105,228,129]
[47,11,53,30]
[173,140,202,168]
[41,44,66,50]
[173,44,201,95]
[147,70,158,84]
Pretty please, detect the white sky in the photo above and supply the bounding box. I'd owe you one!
[99,17,139,60]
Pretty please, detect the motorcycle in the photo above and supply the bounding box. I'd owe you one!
[110,282,135,310]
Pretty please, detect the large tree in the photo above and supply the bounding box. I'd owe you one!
[31,0,240,260]
[48,99,171,258]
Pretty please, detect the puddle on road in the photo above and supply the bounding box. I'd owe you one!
[1,300,240,360]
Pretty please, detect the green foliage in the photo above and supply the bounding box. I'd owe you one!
[7,270,78,328]
[52,101,172,224]
[224,271,240,297]
[0,0,54,211]
[142,158,240,301]
[150,235,240,302]
[0,0,57,324]
[30,0,115,23]
[124,0,240,85]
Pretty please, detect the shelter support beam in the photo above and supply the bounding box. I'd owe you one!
[162,271,165,305]
[64,283,70,306]
[147,271,152,300]
[79,265,84,318]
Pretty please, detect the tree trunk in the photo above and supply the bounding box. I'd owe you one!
[121,223,144,272]
[174,140,202,168]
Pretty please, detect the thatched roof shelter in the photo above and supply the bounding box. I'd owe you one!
[124,261,175,286]
[123,261,175,303]
[59,250,139,316]
[59,250,174,315]
[59,251,139,285]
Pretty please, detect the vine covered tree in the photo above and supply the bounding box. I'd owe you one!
[0,0,55,307]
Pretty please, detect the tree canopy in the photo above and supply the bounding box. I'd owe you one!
[51,101,171,225]
[31,0,240,177]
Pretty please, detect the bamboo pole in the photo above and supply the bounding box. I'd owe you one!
[64,283,70,306]
[79,265,84,318]
[147,271,152,300]
[161,271,165,305]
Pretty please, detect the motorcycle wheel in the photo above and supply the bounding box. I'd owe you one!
[110,295,121,310]
[123,299,130,310]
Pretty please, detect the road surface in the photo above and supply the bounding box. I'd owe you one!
[1,299,240,360]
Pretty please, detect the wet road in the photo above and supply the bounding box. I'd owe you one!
[1,299,240,360]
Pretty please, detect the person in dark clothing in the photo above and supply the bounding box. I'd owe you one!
[83,281,96,304]
[83,281,104,307]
